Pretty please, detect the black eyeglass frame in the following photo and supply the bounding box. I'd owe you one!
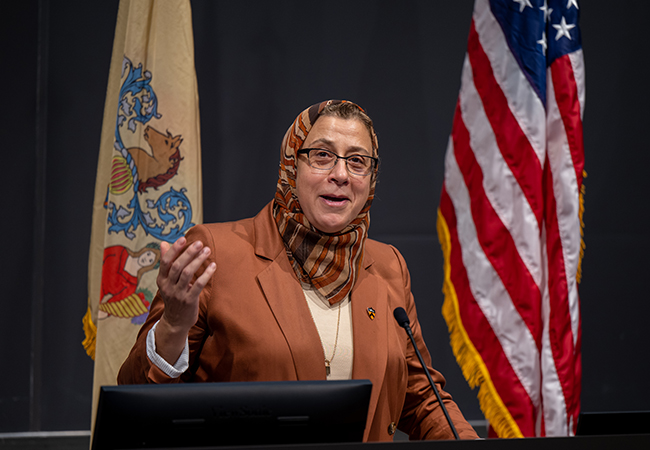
[297,148,379,176]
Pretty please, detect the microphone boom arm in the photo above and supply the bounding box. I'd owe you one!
[393,307,460,440]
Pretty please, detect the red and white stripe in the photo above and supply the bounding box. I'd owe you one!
[439,0,584,437]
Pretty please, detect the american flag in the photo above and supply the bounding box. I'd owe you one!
[437,0,584,437]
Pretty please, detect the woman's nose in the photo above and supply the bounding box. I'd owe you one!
[328,158,349,183]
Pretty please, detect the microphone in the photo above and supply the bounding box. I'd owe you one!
[393,307,460,440]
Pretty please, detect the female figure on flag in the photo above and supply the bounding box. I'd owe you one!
[98,243,160,322]
[118,100,478,441]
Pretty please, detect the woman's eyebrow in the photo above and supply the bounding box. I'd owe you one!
[308,138,334,148]
[308,138,370,155]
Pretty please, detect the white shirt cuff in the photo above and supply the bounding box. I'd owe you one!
[146,320,190,378]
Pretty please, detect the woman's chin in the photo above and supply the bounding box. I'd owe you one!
[311,217,348,234]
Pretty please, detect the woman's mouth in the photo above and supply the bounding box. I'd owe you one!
[320,195,349,206]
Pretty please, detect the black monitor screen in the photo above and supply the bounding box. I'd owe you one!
[92,379,372,449]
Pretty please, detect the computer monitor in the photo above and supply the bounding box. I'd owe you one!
[92,379,372,449]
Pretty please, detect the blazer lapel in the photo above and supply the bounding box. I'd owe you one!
[351,259,389,433]
[254,204,326,380]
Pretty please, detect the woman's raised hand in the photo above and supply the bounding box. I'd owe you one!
[154,236,216,364]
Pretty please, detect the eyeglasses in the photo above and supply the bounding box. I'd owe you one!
[297,148,378,176]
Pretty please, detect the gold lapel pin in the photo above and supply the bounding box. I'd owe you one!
[367,307,376,320]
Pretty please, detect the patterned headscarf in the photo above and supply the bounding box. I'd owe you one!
[272,100,379,305]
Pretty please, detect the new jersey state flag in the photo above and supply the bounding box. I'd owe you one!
[83,0,202,426]
[437,0,584,438]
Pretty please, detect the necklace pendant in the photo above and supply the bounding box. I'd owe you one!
[325,361,331,376]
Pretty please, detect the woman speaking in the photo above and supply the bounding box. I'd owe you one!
[118,100,478,441]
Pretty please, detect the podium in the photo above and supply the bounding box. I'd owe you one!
[140,434,650,450]
[2,432,649,450]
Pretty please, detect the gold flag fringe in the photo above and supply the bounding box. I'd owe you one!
[437,209,523,438]
[82,305,97,360]
[576,170,587,284]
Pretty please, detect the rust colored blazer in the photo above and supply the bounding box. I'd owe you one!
[118,202,478,441]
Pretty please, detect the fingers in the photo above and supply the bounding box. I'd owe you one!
[160,240,170,258]
[157,236,213,298]
[161,238,209,286]
[159,236,187,278]
[189,261,217,298]
[176,245,212,289]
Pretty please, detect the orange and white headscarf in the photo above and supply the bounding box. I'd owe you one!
[272,100,379,305]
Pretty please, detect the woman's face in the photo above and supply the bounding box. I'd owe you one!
[138,250,156,268]
[295,116,373,234]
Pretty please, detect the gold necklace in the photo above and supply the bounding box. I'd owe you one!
[324,301,342,376]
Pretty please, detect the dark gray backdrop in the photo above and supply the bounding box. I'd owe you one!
[3,0,649,433]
